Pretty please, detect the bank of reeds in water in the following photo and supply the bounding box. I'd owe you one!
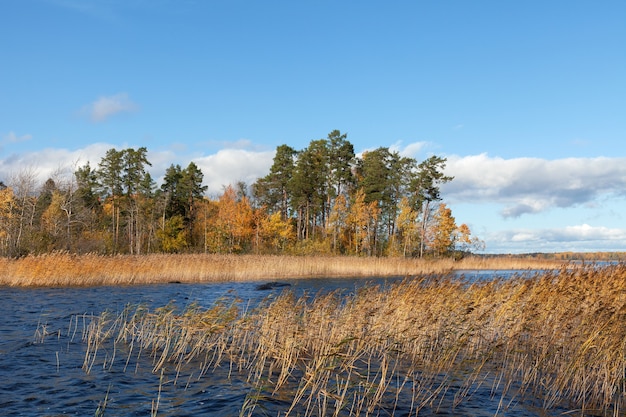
[0,252,568,287]
[72,264,626,416]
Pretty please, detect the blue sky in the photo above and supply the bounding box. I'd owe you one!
[1,0,626,253]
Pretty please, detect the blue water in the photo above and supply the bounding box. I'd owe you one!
[0,273,572,416]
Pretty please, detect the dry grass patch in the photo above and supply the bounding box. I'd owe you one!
[0,252,569,287]
[68,264,626,416]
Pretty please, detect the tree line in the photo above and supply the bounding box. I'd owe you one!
[0,130,483,257]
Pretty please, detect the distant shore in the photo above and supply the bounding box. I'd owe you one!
[0,253,575,287]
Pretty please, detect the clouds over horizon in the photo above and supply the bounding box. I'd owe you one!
[443,154,626,218]
[2,144,626,252]
[0,142,276,195]
[81,93,138,122]
[0,143,115,183]
[489,224,626,253]
[2,145,625,213]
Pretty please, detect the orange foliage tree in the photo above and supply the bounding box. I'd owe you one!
[205,186,255,253]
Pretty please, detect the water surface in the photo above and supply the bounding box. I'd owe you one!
[0,273,573,416]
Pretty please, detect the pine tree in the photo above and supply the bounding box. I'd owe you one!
[252,144,296,219]
[97,149,124,252]
[412,156,454,258]
[290,140,328,240]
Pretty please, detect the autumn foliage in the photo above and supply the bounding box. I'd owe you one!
[0,131,483,258]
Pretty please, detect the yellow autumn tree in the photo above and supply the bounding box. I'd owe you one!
[41,191,65,238]
[206,186,255,253]
[431,203,457,258]
[233,194,254,251]
[202,200,225,253]
[191,198,216,253]
[347,189,379,256]
[347,189,367,255]
[157,214,187,253]
[327,194,349,254]
[394,197,419,257]
[0,186,16,255]
[39,190,67,251]
[455,223,485,255]
[259,211,295,253]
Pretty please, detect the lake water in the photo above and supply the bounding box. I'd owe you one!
[0,272,573,416]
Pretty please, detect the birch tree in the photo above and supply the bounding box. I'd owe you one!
[412,156,453,258]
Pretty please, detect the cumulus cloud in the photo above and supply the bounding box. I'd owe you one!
[0,143,115,184]
[443,154,626,218]
[489,224,626,253]
[358,141,430,160]
[0,143,275,194]
[192,148,275,194]
[390,141,429,158]
[82,93,138,122]
[3,145,626,253]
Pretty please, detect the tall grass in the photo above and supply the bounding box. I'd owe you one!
[0,252,568,287]
[73,264,626,416]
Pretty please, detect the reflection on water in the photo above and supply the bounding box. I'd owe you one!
[0,274,569,416]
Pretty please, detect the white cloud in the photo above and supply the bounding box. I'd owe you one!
[557,224,626,241]
[489,224,626,253]
[3,146,626,253]
[0,143,115,184]
[82,93,138,122]
[443,154,626,218]
[389,141,429,158]
[192,148,275,194]
[5,147,625,217]
[2,131,33,144]
[358,141,430,160]
[0,143,275,195]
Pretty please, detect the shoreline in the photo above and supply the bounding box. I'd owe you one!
[0,253,574,287]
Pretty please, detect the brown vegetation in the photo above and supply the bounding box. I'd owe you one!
[0,253,569,287]
[71,263,626,416]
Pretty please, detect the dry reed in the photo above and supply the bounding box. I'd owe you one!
[0,252,569,287]
[70,263,626,416]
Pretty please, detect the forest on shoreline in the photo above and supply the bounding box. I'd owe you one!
[0,130,484,259]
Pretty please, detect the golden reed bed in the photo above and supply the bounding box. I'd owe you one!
[74,264,626,416]
[0,253,569,287]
